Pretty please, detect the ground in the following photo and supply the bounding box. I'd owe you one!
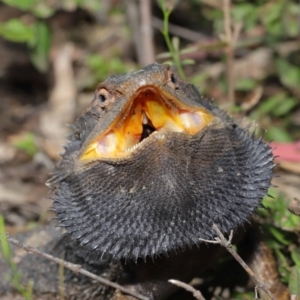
[0,1,300,299]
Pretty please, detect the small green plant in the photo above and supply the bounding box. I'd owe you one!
[0,215,33,300]
[258,191,300,292]
[0,18,50,72]
[0,0,102,73]
[13,132,37,157]
[249,93,297,142]
[87,54,127,84]
[0,0,53,72]
[187,0,300,142]
[158,0,186,79]
[1,0,54,17]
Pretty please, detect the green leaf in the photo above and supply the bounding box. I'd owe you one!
[171,36,180,53]
[203,8,223,21]
[276,59,300,92]
[0,215,11,261]
[289,266,300,296]
[181,59,195,66]
[265,125,293,143]
[262,1,283,24]
[157,0,178,12]
[291,249,300,269]
[277,212,300,231]
[79,0,101,12]
[267,187,277,199]
[268,226,290,246]
[232,3,255,21]
[261,196,278,211]
[272,97,298,117]
[32,3,55,18]
[156,51,172,60]
[232,4,257,29]
[1,0,38,10]
[229,105,243,113]
[87,54,127,83]
[14,132,37,157]
[274,248,291,283]
[0,19,34,43]
[259,1,285,36]
[235,78,257,91]
[29,22,51,72]
[284,3,299,37]
[262,192,300,230]
[255,94,284,116]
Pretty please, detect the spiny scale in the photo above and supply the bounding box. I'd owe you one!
[51,63,274,261]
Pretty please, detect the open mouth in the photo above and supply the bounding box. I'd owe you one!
[81,86,213,160]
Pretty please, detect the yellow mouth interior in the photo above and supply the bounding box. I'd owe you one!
[81,88,213,160]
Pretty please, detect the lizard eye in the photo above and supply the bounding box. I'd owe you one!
[98,88,110,103]
[99,94,106,102]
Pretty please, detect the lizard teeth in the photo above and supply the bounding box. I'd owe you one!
[125,143,139,152]
[142,111,149,125]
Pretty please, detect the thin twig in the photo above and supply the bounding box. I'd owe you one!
[58,253,65,300]
[5,236,148,300]
[126,0,155,66]
[199,224,275,300]
[223,0,232,42]
[222,0,235,105]
[139,0,155,65]
[232,22,243,46]
[169,279,206,300]
[126,0,144,66]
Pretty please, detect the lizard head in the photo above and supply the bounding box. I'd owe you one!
[51,63,274,261]
[80,63,214,161]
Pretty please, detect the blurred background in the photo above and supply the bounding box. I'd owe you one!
[0,0,299,298]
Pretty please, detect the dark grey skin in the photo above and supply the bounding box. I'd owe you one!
[0,225,228,299]
[52,63,273,260]
[1,63,274,299]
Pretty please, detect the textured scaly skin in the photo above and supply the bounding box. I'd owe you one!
[52,63,274,261]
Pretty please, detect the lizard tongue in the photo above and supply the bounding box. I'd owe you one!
[96,132,118,155]
[179,112,206,134]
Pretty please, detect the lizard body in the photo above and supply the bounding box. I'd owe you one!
[1,63,277,299]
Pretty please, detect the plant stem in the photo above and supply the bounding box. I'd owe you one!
[160,3,186,79]
[0,215,33,300]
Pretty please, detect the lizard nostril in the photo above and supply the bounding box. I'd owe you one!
[170,73,176,84]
